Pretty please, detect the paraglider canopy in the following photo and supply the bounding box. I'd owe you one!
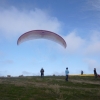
[17,30,67,48]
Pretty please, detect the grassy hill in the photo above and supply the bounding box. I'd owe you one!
[0,75,100,100]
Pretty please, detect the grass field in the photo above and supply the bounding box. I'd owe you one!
[0,75,100,100]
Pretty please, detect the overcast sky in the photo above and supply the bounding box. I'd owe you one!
[0,0,100,76]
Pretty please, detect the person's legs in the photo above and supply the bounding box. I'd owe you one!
[42,73,44,77]
[95,74,97,78]
[41,73,43,78]
[67,75,69,81]
[66,75,68,81]
[94,74,97,78]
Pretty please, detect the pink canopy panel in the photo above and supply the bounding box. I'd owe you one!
[17,30,67,48]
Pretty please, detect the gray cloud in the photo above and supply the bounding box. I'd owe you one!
[0,7,62,39]
[0,60,14,64]
[84,58,100,72]
[84,31,100,55]
[87,0,100,11]
[22,71,31,75]
[64,31,85,53]
[63,30,100,56]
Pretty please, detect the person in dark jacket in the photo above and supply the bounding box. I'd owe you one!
[40,68,44,78]
[94,68,97,78]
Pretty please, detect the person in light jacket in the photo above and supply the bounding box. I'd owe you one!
[65,67,69,81]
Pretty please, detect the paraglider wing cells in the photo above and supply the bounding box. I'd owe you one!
[17,30,67,48]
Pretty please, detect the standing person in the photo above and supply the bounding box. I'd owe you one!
[65,67,69,81]
[40,68,44,78]
[81,70,83,75]
[94,68,97,78]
